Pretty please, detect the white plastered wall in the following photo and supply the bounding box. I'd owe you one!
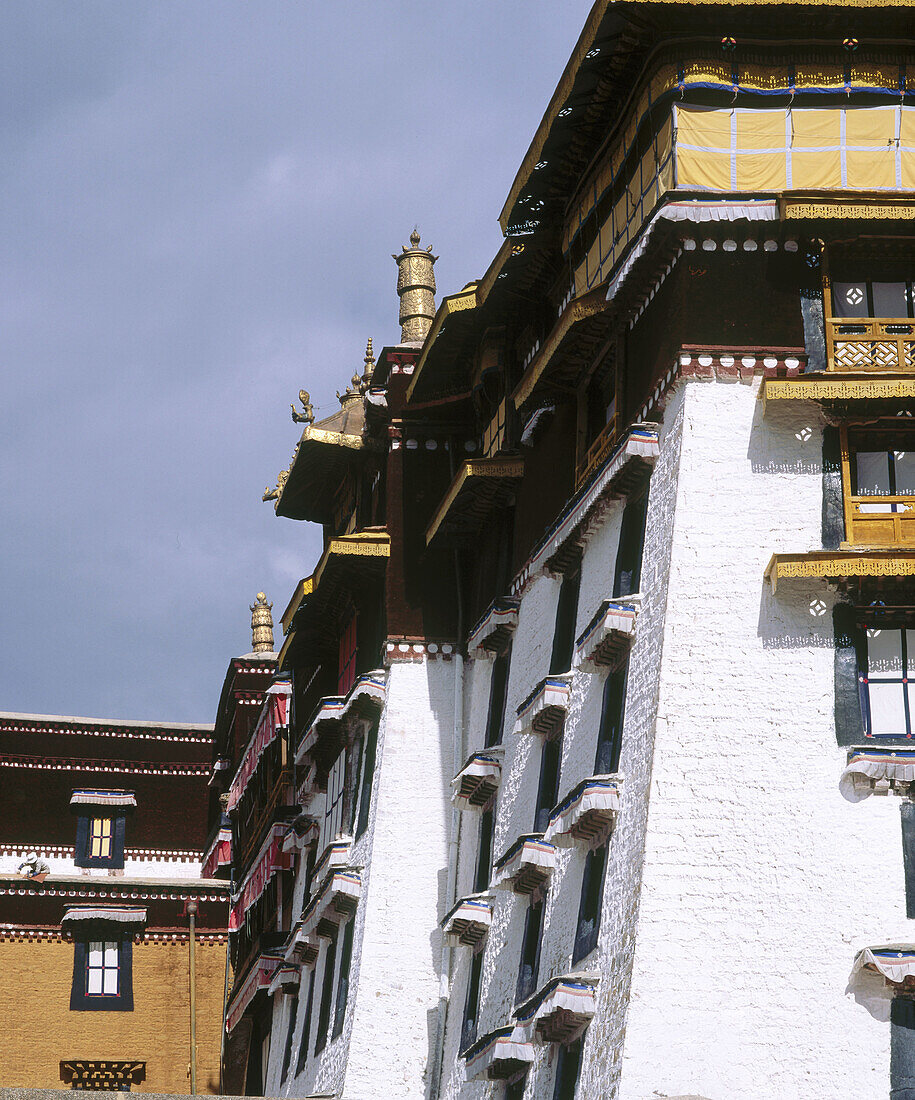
[437,387,685,1100]
[616,377,907,1100]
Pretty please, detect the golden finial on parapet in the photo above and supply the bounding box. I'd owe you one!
[393,228,437,343]
[291,389,315,424]
[361,338,375,392]
[250,592,275,653]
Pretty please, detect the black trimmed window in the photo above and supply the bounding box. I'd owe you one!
[505,1079,526,1100]
[332,919,355,1039]
[461,950,484,1053]
[552,1036,583,1100]
[550,568,581,675]
[613,491,648,599]
[314,932,338,1055]
[595,664,627,774]
[572,844,607,964]
[534,735,562,834]
[75,815,126,870]
[321,750,347,853]
[70,938,133,1011]
[515,894,544,1005]
[355,720,378,839]
[892,995,915,1099]
[294,967,317,1076]
[860,625,914,739]
[474,807,494,893]
[485,648,512,748]
[280,992,299,1083]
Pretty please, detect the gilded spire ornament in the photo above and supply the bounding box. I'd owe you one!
[250,592,275,653]
[361,338,375,392]
[291,390,315,424]
[393,227,437,343]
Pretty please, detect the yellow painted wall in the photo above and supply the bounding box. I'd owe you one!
[0,937,227,1094]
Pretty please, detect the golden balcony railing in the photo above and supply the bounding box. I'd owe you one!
[826,317,915,373]
[842,496,915,549]
[575,414,618,491]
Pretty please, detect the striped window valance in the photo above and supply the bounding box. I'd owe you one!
[70,790,137,810]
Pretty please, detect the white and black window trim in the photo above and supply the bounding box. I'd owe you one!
[70,789,136,870]
[70,937,134,1012]
[834,605,915,746]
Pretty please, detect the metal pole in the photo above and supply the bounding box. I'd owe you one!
[188,901,198,1095]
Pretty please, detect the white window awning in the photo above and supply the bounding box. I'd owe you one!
[513,974,599,1045]
[311,837,353,884]
[513,675,572,737]
[451,751,503,810]
[441,893,493,947]
[840,749,915,802]
[282,813,319,853]
[492,835,556,894]
[295,672,387,766]
[69,790,137,810]
[61,906,147,932]
[467,598,520,659]
[295,696,346,764]
[343,671,387,718]
[268,965,301,997]
[463,1026,534,1082]
[284,923,320,968]
[226,952,284,1033]
[573,598,639,673]
[852,946,915,990]
[302,869,361,939]
[544,776,621,848]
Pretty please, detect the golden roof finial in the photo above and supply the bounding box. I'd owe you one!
[250,592,275,653]
[393,227,438,343]
[291,389,314,424]
[361,337,375,392]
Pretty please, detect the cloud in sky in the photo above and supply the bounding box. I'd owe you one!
[0,0,594,722]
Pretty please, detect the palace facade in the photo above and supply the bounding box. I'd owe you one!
[0,708,230,1093]
[221,1,915,1098]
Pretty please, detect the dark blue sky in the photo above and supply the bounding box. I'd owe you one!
[0,1,594,722]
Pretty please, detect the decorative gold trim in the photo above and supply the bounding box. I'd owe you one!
[511,289,609,409]
[426,458,525,547]
[765,551,915,593]
[280,577,314,637]
[311,531,390,594]
[407,284,480,403]
[781,194,915,220]
[761,375,915,405]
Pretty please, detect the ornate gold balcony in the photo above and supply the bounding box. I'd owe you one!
[826,317,915,374]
